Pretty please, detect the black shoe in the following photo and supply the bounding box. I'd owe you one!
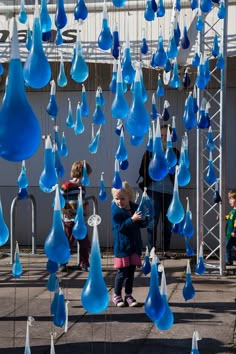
[60,264,67,272]
[82,263,90,271]
[226,261,233,266]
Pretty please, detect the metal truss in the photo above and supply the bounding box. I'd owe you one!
[196,4,227,275]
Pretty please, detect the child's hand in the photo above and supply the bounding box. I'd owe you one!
[131,211,143,222]
[231,232,236,238]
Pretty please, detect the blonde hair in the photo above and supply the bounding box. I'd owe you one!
[228,190,236,200]
[70,160,92,179]
[112,181,135,202]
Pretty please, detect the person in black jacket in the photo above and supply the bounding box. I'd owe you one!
[111,181,148,307]
[138,125,179,256]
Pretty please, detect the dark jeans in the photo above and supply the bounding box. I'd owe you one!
[63,221,90,265]
[147,191,173,252]
[226,236,236,263]
[114,265,136,296]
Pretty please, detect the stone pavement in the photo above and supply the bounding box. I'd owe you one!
[0,250,235,354]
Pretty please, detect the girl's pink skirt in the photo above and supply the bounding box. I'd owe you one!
[114,253,142,269]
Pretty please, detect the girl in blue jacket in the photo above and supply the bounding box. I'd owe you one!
[111,181,148,307]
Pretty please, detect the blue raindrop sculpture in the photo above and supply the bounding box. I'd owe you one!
[190,0,198,10]
[92,88,106,125]
[74,103,84,135]
[161,100,170,121]
[46,80,58,120]
[112,159,122,189]
[46,259,59,274]
[60,132,69,157]
[57,52,67,87]
[0,198,9,247]
[81,84,89,117]
[169,60,181,88]
[18,0,27,24]
[74,0,88,21]
[88,124,101,154]
[167,166,185,224]
[112,23,120,59]
[142,246,151,275]
[44,186,71,264]
[144,0,155,21]
[109,59,118,93]
[181,24,190,49]
[51,288,59,316]
[212,34,219,57]
[183,197,194,238]
[122,32,135,85]
[71,27,89,83]
[148,119,168,181]
[99,172,107,201]
[81,217,109,313]
[17,161,29,189]
[130,135,144,146]
[155,267,174,330]
[156,0,165,17]
[183,92,197,131]
[216,52,225,70]
[54,145,65,178]
[55,0,67,29]
[72,187,87,240]
[190,330,201,354]
[195,55,207,90]
[66,98,74,128]
[205,126,215,151]
[24,316,34,354]
[115,129,128,162]
[12,241,23,278]
[146,126,153,152]
[112,0,126,7]
[185,237,195,257]
[46,273,59,292]
[81,160,90,186]
[213,179,222,204]
[197,97,210,129]
[183,260,195,301]
[111,60,129,120]
[156,74,165,97]
[151,93,158,120]
[40,0,52,38]
[25,27,32,51]
[171,116,178,142]
[0,20,41,162]
[153,34,167,67]
[98,3,113,50]
[165,125,177,170]
[177,138,191,187]
[53,288,66,327]
[140,28,149,55]
[196,10,204,31]
[183,67,191,88]
[200,0,212,13]
[24,2,51,88]
[55,28,63,46]
[218,0,226,19]
[195,243,206,275]
[167,29,178,59]
[125,67,149,136]
[205,151,217,185]
[39,136,58,193]
[120,159,129,170]
[144,255,165,322]
[137,187,153,219]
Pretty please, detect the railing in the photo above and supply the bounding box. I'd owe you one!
[10,194,36,265]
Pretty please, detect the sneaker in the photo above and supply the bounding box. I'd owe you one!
[124,295,139,307]
[113,295,125,307]
[81,263,90,271]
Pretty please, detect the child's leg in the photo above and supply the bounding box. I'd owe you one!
[114,268,127,296]
[124,265,136,295]
[78,235,90,268]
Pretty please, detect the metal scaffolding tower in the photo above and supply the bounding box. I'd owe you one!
[196,4,227,275]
